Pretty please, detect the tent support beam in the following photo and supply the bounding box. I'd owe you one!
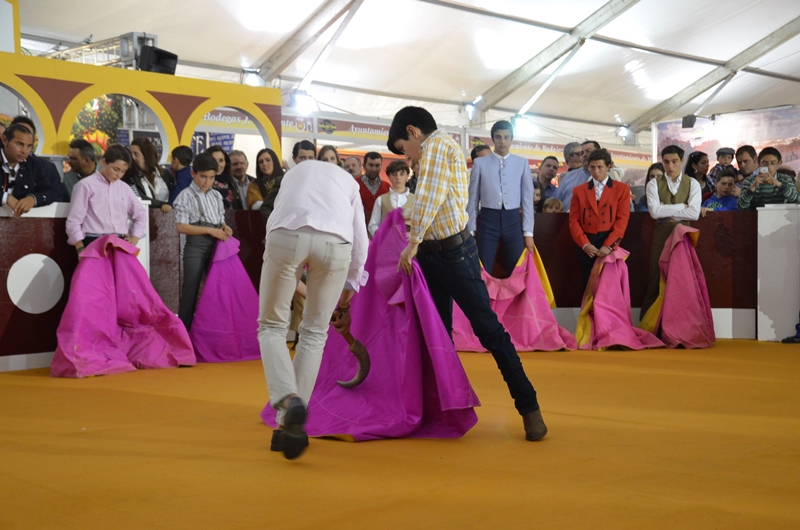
[257,0,355,82]
[475,0,640,111]
[628,15,800,132]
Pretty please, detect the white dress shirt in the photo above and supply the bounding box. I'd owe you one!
[646,173,701,221]
[268,160,369,290]
[368,188,409,238]
[593,176,609,202]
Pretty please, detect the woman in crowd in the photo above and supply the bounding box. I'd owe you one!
[129,137,175,212]
[205,145,234,209]
[685,151,714,196]
[318,145,342,166]
[246,148,284,211]
[638,162,664,212]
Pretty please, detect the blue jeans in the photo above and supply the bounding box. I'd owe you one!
[476,207,524,277]
[416,235,540,415]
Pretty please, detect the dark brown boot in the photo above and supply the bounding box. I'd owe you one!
[522,409,548,441]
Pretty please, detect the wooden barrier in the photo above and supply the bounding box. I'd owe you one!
[0,210,758,359]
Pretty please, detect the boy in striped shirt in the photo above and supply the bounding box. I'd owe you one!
[173,152,233,331]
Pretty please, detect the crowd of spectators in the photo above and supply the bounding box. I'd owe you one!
[4,113,800,344]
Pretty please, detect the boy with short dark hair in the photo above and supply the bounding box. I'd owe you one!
[701,170,738,212]
[738,146,800,210]
[173,152,233,331]
[641,144,701,317]
[387,105,547,442]
[467,119,534,277]
[67,144,147,255]
[169,145,194,200]
[368,159,414,238]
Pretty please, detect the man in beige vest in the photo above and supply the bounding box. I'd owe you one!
[641,145,701,318]
[367,160,415,238]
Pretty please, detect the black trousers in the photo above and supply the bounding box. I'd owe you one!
[577,231,610,291]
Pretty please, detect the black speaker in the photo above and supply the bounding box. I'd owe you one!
[681,114,697,129]
[138,45,178,75]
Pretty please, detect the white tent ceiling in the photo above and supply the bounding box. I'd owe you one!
[17,0,800,144]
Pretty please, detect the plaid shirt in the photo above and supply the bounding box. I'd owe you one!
[410,129,470,243]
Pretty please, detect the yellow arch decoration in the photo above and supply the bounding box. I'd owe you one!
[0,51,282,157]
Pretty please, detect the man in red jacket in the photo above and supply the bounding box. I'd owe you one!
[356,151,390,222]
[569,149,631,289]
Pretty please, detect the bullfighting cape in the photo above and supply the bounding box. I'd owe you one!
[453,249,576,351]
[190,237,260,362]
[51,235,195,378]
[575,248,664,350]
[639,224,715,348]
[261,209,479,441]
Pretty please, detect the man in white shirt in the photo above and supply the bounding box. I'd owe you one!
[258,160,368,460]
[641,144,701,318]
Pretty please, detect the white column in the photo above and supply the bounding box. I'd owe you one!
[757,204,800,341]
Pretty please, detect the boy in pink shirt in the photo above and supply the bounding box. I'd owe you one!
[66,144,147,255]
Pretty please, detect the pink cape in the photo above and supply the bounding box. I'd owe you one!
[576,248,664,350]
[654,224,716,349]
[190,237,261,362]
[452,250,576,352]
[51,235,195,378]
[261,209,479,441]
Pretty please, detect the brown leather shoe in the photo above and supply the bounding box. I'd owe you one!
[522,409,548,441]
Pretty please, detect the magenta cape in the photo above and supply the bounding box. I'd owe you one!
[576,249,664,350]
[261,209,479,441]
[190,237,260,362]
[51,235,195,378]
[452,250,576,352]
[652,224,715,349]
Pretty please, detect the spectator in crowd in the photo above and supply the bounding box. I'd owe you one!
[64,139,98,200]
[554,140,598,212]
[292,140,316,165]
[205,145,233,209]
[701,169,738,213]
[537,156,559,205]
[368,159,414,238]
[66,144,146,255]
[735,145,759,185]
[638,163,664,212]
[407,160,420,194]
[468,119,534,277]
[563,141,582,170]
[247,148,283,211]
[470,144,491,163]
[738,147,800,210]
[568,149,631,289]
[169,145,194,200]
[343,156,362,178]
[777,165,796,183]
[388,105,547,442]
[0,123,5,136]
[318,145,342,166]
[260,141,317,224]
[708,147,735,183]
[227,150,255,210]
[1,123,56,216]
[532,181,543,211]
[257,159,368,460]
[641,145,701,318]
[130,136,175,212]
[173,152,233,332]
[684,150,713,196]
[542,197,563,213]
[11,116,67,202]
[356,152,390,222]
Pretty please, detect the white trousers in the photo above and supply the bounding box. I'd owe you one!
[258,227,351,424]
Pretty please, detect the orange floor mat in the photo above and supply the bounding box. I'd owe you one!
[1,340,799,529]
